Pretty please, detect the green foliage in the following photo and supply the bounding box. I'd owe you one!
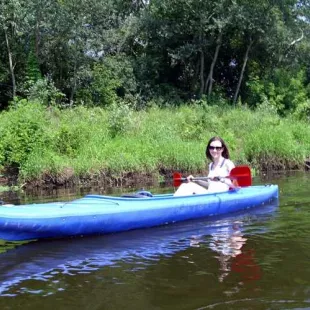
[24,47,42,87]
[77,55,137,107]
[20,45,65,106]
[107,102,134,137]
[104,55,137,98]
[292,100,310,121]
[0,100,48,167]
[55,125,81,156]
[1,93,310,185]
[177,103,221,141]
[84,62,120,106]
[26,77,65,106]
[51,106,103,156]
[247,69,310,117]
[0,0,310,121]
[2,0,310,186]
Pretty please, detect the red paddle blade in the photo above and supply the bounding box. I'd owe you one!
[230,165,252,187]
[173,172,183,187]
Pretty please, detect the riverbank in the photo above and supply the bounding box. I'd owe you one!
[0,101,310,189]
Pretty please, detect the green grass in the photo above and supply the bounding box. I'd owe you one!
[0,185,20,192]
[0,101,309,185]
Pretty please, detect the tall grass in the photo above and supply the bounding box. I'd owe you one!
[0,101,309,185]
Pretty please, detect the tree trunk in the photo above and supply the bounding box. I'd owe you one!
[4,28,16,98]
[199,48,205,97]
[69,61,77,106]
[35,6,42,59]
[205,32,222,96]
[35,20,40,58]
[198,31,205,98]
[233,39,253,105]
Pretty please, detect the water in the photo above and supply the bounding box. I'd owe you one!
[0,172,309,309]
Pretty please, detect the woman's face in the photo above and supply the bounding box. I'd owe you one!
[208,140,223,160]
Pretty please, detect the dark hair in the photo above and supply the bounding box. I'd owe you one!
[205,136,230,160]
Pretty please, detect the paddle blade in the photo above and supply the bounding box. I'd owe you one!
[173,172,183,187]
[230,166,252,187]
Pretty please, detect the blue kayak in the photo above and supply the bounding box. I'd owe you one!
[0,185,279,241]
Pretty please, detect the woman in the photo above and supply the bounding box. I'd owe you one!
[174,136,236,196]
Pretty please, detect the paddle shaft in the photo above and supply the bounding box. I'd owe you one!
[173,166,252,187]
[178,176,233,182]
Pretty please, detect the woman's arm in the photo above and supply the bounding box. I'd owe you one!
[219,160,239,189]
[193,179,209,189]
[186,175,209,189]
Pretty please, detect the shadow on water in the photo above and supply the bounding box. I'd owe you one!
[0,200,278,297]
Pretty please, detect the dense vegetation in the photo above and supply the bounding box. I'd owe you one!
[1,1,310,187]
[0,0,310,116]
[0,101,309,187]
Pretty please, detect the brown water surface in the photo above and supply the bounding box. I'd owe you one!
[0,171,309,309]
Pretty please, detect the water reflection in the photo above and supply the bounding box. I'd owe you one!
[189,220,262,284]
[0,201,278,296]
[209,222,248,282]
[211,222,262,284]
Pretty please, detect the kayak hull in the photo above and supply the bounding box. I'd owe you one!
[0,185,279,241]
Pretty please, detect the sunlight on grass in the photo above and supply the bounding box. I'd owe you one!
[0,101,309,185]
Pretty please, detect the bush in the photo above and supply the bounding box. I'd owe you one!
[26,77,65,106]
[247,69,310,118]
[0,100,48,167]
[76,55,137,106]
[107,102,134,137]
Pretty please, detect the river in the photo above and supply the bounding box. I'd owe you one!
[0,171,309,309]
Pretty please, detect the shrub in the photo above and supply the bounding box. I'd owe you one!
[0,101,48,167]
[107,102,134,137]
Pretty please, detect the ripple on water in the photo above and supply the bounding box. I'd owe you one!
[195,298,310,309]
[0,200,280,299]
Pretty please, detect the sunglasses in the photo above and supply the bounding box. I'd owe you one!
[208,146,223,151]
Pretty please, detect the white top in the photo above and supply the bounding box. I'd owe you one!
[207,158,235,193]
[173,157,235,197]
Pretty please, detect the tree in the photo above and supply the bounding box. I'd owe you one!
[0,0,31,99]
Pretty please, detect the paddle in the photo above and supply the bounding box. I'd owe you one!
[173,165,252,187]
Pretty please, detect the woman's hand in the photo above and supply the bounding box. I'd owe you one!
[211,177,228,184]
[187,175,194,182]
[211,176,222,182]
